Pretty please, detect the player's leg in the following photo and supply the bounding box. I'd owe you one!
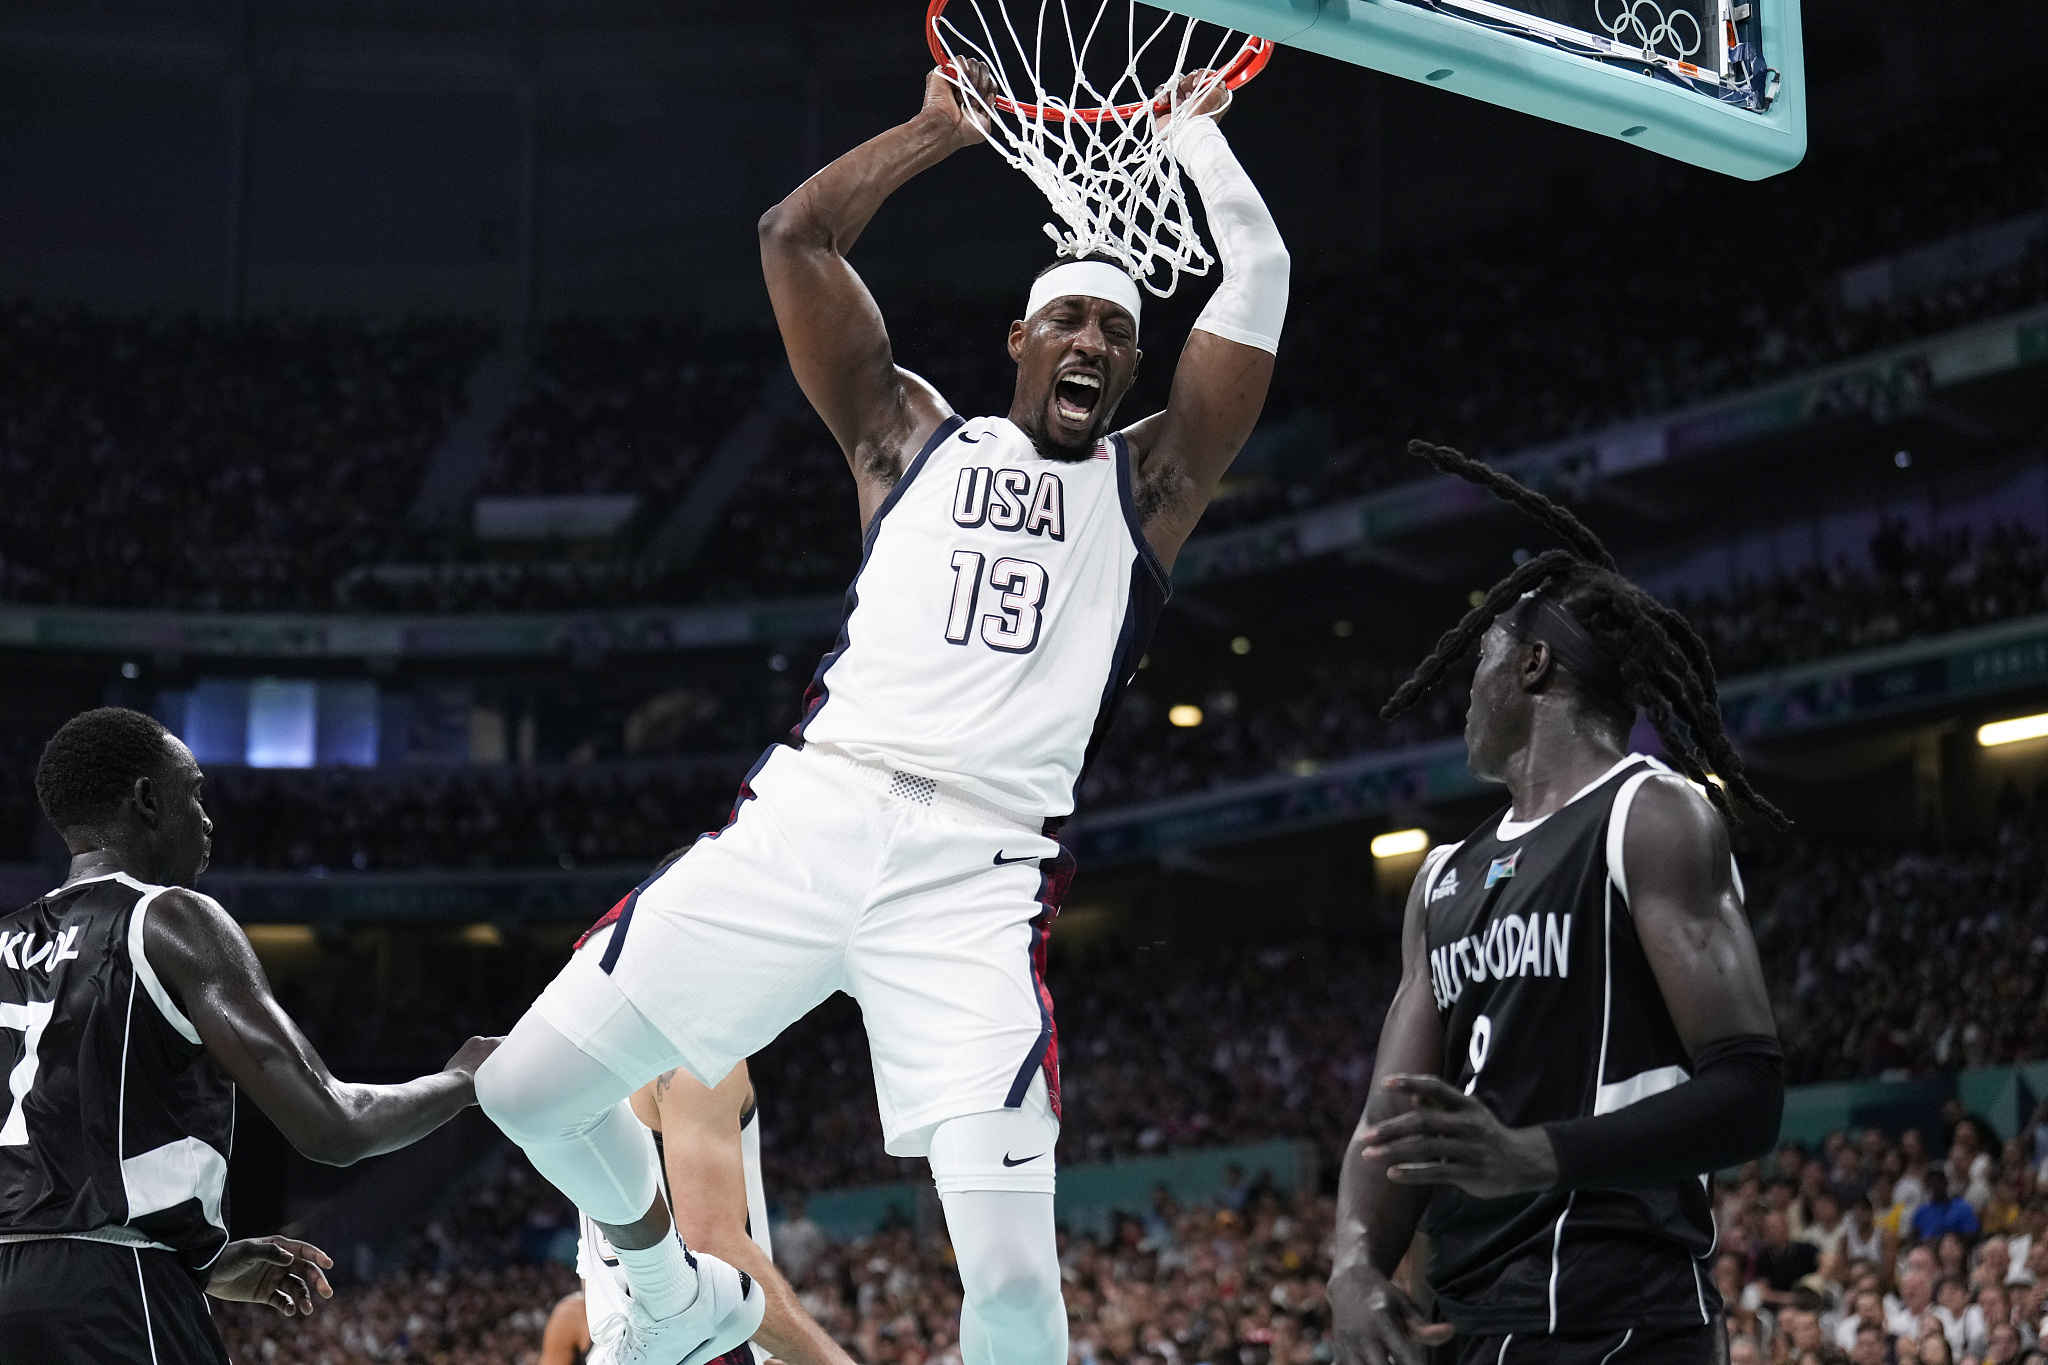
[481,745,868,1354]
[475,966,701,1315]
[849,796,1069,1365]
[930,1080,1067,1365]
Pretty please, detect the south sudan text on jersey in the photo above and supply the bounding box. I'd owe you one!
[1426,911,1572,1011]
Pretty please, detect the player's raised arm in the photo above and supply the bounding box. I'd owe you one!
[759,67,992,526]
[1122,78,1290,566]
[146,888,496,1166]
[1329,856,1454,1365]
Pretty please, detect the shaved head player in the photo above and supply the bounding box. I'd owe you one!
[473,64,1287,1365]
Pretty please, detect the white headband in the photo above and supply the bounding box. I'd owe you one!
[1025,261,1143,331]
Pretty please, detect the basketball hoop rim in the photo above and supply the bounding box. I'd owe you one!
[925,0,1274,125]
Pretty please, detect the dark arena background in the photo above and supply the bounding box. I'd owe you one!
[2,1,2047,1361]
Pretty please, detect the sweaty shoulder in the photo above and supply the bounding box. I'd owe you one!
[141,888,253,996]
[1618,772,1734,910]
[144,885,237,938]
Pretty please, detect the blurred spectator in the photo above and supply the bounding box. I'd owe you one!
[1920,1172,1985,1241]
[1676,522,2048,677]
[197,762,745,873]
[776,1197,828,1289]
[0,304,491,610]
[483,316,777,500]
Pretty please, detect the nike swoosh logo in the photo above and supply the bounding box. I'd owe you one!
[959,432,982,443]
[1002,1152,1043,1167]
[993,852,1037,866]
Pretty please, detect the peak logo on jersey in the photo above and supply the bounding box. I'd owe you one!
[1429,867,1460,903]
[0,925,82,972]
[1428,911,1572,1011]
[952,467,1066,540]
[1484,849,1521,888]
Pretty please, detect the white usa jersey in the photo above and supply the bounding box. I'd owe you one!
[798,414,1170,819]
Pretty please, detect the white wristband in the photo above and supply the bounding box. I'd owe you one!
[1172,115,1290,355]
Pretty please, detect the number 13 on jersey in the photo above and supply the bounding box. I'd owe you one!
[945,551,1050,654]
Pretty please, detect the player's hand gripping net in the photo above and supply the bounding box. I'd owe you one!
[926,0,1272,297]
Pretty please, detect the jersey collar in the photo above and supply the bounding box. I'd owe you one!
[1495,753,1660,842]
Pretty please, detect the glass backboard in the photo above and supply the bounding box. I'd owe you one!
[1158,0,1805,178]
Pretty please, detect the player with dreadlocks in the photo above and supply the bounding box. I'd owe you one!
[1330,442,1787,1365]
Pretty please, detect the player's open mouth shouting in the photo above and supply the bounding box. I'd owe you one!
[1052,366,1102,426]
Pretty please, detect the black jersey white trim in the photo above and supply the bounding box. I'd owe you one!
[1597,1329,1634,1365]
[1547,1193,1573,1332]
[134,1247,163,1365]
[123,884,199,1046]
[1494,755,1643,843]
[116,909,229,1258]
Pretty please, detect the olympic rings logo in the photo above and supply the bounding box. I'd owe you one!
[1593,0,1704,59]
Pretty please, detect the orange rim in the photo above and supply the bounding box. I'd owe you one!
[926,0,1274,125]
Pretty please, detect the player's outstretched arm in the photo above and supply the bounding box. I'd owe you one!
[1329,861,1454,1365]
[759,68,990,528]
[646,1062,857,1365]
[1362,777,1782,1197]
[1123,80,1289,567]
[145,889,498,1166]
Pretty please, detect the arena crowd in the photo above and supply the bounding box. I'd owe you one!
[0,89,2038,616]
[211,1052,2048,1365]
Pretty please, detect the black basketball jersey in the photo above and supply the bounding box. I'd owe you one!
[1417,755,1721,1336]
[0,873,236,1276]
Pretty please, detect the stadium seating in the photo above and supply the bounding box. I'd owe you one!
[0,305,493,610]
[0,90,2038,617]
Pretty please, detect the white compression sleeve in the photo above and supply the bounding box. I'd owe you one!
[1174,114,1289,354]
[942,1189,1066,1365]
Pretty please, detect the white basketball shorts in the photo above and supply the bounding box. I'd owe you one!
[533,741,1070,1161]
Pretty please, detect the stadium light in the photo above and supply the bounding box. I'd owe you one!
[1168,704,1203,728]
[1979,712,2048,748]
[1371,828,1430,860]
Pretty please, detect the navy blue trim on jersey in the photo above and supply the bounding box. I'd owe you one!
[1070,551,1169,806]
[1111,431,1171,596]
[795,415,966,740]
[597,883,645,974]
[1054,430,1172,811]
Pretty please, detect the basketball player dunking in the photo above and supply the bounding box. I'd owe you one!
[1329,445,1790,1365]
[473,63,1287,1365]
[0,707,499,1364]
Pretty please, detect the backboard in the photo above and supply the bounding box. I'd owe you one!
[1156,0,1805,178]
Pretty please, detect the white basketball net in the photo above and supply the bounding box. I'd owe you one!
[932,2,1248,298]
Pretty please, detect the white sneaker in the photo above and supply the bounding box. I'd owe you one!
[586,1246,764,1365]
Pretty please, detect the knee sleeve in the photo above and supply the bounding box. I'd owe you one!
[943,1189,1065,1365]
[476,1011,620,1142]
[475,1010,658,1225]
